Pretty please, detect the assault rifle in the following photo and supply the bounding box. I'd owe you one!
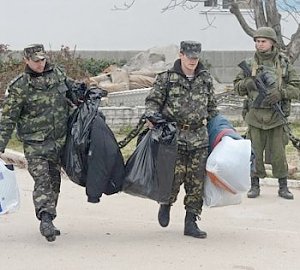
[238,60,300,150]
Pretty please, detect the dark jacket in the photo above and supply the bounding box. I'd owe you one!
[86,114,125,203]
[62,100,125,203]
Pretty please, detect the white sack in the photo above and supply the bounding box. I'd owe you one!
[0,160,20,215]
[206,136,251,194]
[203,175,242,207]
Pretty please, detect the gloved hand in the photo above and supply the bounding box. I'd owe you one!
[265,90,282,105]
[259,70,276,88]
[243,77,257,92]
[144,112,166,127]
[86,87,108,100]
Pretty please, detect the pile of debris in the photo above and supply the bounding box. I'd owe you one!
[90,45,178,92]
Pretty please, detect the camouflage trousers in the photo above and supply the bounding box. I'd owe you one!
[169,147,208,215]
[27,157,62,220]
[247,125,289,179]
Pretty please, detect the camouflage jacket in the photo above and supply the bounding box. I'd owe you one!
[0,63,85,153]
[234,49,300,130]
[145,59,218,150]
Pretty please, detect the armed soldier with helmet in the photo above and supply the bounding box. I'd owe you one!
[234,27,300,200]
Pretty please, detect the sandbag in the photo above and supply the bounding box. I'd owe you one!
[206,136,251,194]
[0,160,20,215]
[203,175,241,207]
[129,74,155,89]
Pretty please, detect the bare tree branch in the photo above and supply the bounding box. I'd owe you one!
[230,2,255,37]
[286,24,300,63]
[112,0,136,11]
[161,0,199,13]
[252,0,267,28]
[265,0,284,48]
[112,0,300,62]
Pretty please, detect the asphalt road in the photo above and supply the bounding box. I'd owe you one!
[0,167,300,270]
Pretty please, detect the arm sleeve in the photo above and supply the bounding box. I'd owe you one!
[145,73,168,115]
[0,83,25,152]
[207,80,219,121]
[233,71,248,96]
[282,64,300,100]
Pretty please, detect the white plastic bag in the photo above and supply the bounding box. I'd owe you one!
[206,136,251,194]
[0,159,20,215]
[203,175,242,207]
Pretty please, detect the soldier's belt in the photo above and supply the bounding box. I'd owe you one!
[177,122,204,131]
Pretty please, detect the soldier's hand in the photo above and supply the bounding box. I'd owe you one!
[145,119,154,129]
[259,70,276,88]
[265,90,282,105]
[243,77,257,92]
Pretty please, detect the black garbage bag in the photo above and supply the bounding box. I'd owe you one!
[123,122,177,203]
[62,100,98,186]
[62,87,125,203]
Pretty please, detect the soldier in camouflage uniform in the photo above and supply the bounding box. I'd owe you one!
[234,27,300,200]
[0,44,87,241]
[145,41,218,238]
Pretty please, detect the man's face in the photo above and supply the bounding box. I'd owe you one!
[24,57,46,73]
[179,53,199,74]
[255,38,274,53]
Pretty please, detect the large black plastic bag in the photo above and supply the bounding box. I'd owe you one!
[62,100,98,186]
[123,122,177,203]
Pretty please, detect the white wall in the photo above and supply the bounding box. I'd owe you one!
[0,0,297,51]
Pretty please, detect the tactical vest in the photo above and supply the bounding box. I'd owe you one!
[244,52,291,117]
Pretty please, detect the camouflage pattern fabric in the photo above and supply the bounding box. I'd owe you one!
[0,63,84,220]
[28,158,61,219]
[0,64,82,157]
[145,59,218,214]
[145,59,218,150]
[180,41,202,59]
[170,148,208,215]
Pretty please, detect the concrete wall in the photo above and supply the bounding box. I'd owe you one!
[101,88,300,130]
[3,50,300,84]
[101,103,300,130]
[76,50,300,83]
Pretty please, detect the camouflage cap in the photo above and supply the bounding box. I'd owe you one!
[23,44,46,61]
[180,40,202,58]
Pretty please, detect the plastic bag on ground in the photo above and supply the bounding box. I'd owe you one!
[206,136,251,194]
[203,175,242,207]
[0,160,20,215]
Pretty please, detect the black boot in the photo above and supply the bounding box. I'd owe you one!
[247,177,260,198]
[184,212,207,239]
[40,212,57,242]
[158,204,171,227]
[278,178,294,200]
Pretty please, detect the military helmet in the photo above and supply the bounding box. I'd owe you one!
[253,27,277,43]
[180,40,202,59]
[23,44,46,61]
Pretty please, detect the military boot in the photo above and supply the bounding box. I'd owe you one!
[158,204,171,227]
[184,212,207,239]
[40,212,57,242]
[247,177,260,198]
[278,178,294,200]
